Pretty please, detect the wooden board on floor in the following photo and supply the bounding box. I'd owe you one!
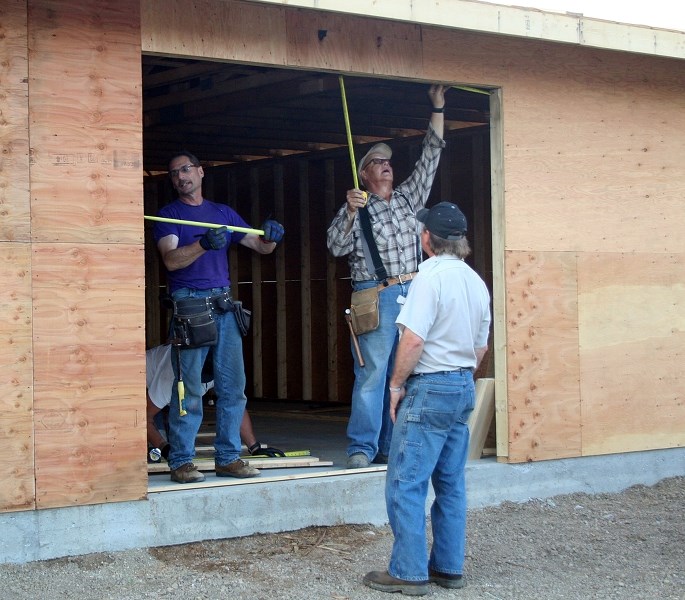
[468,378,495,460]
[148,456,332,473]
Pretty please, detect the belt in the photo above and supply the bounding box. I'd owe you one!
[410,368,474,377]
[378,272,418,291]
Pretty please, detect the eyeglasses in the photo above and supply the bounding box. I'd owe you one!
[365,158,391,168]
[169,164,198,178]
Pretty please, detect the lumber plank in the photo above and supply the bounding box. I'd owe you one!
[147,464,384,493]
[467,378,495,460]
[147,456,332,473]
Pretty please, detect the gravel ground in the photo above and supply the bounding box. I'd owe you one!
[1,476,683,600]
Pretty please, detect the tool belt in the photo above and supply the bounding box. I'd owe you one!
[171,292,252,347]
[377,272,418,290]
[348,273,417,336]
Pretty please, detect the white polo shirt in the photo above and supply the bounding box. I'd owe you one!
[396,255,491,373]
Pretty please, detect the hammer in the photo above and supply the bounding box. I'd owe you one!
[345,309,365,367]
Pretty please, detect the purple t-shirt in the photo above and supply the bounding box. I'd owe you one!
[153,199,249,293]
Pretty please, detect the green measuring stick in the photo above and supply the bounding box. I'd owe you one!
[144,214,264,236]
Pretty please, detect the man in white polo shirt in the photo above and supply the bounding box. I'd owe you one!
[364,202,491,595]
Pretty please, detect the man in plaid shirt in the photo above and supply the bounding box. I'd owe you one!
[327,83,448,469]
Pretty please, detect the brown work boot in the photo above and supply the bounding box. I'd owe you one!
[363,571,429,596]
[215,458,260,478]
[170,462,205,484]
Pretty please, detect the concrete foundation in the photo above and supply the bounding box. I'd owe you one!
[1,447,683,565]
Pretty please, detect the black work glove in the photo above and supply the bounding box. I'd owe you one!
[248,441,286,458]
[199,226,228,250]
[260,220,285,244]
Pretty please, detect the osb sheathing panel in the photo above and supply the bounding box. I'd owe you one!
[140,1,685,462]
[26,0,147,508]
[0,244,35,512]
[28,0,143,244]
[32,244,147,508]
[0,0,30,243]
[578,253,685,456]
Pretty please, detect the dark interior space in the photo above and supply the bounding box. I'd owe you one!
[142,58,493,410]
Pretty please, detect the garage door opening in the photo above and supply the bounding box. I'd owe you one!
[141,57,497,476]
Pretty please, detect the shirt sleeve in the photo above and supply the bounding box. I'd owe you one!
[326,204,357,257]
[394,124,446,212]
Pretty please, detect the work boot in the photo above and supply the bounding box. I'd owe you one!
[372,453,389,465]
[347,453,370,469]
[429,568,466,589]
[215,458,260,478]
[363,571,429,596]
[170,463,205,484]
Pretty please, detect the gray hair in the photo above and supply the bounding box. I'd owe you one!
[425,228,471,259]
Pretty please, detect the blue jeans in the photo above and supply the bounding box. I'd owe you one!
[347,280,412,460]
[167,287,246,470]
[385,371,475,581]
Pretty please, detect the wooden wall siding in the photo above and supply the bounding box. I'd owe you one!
[0,244,35,512]
[505,251,581,461]
[578,253,685,456]
[28,0,143,245]
[284,9,424,78]
[27,0,147,508]
[141,0,288,65]
[0,0,30,243]
[32,245,147,508]
[0,1,34,513]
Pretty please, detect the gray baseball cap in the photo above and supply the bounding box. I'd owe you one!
[416,202,467,240]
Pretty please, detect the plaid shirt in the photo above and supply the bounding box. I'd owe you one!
[327,125,445,282]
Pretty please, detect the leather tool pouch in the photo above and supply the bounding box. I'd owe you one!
[209,292,251,337]
[172,297,218,348]
[232,300,252,337]
[349,286,380,336]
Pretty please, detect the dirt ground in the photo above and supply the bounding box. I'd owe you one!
[1,476,683,599]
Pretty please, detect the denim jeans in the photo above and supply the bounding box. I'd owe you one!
[347,280,412,460]
[167,287,246,470]
[385,370,475,581]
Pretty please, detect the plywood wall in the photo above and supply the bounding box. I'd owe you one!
[21,0,146,510]
[0,0,35,512]
[421,29,685,461]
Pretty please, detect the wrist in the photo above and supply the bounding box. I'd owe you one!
[389,385,404,393]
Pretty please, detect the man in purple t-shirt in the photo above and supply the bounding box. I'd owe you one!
[153,150,285,484]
